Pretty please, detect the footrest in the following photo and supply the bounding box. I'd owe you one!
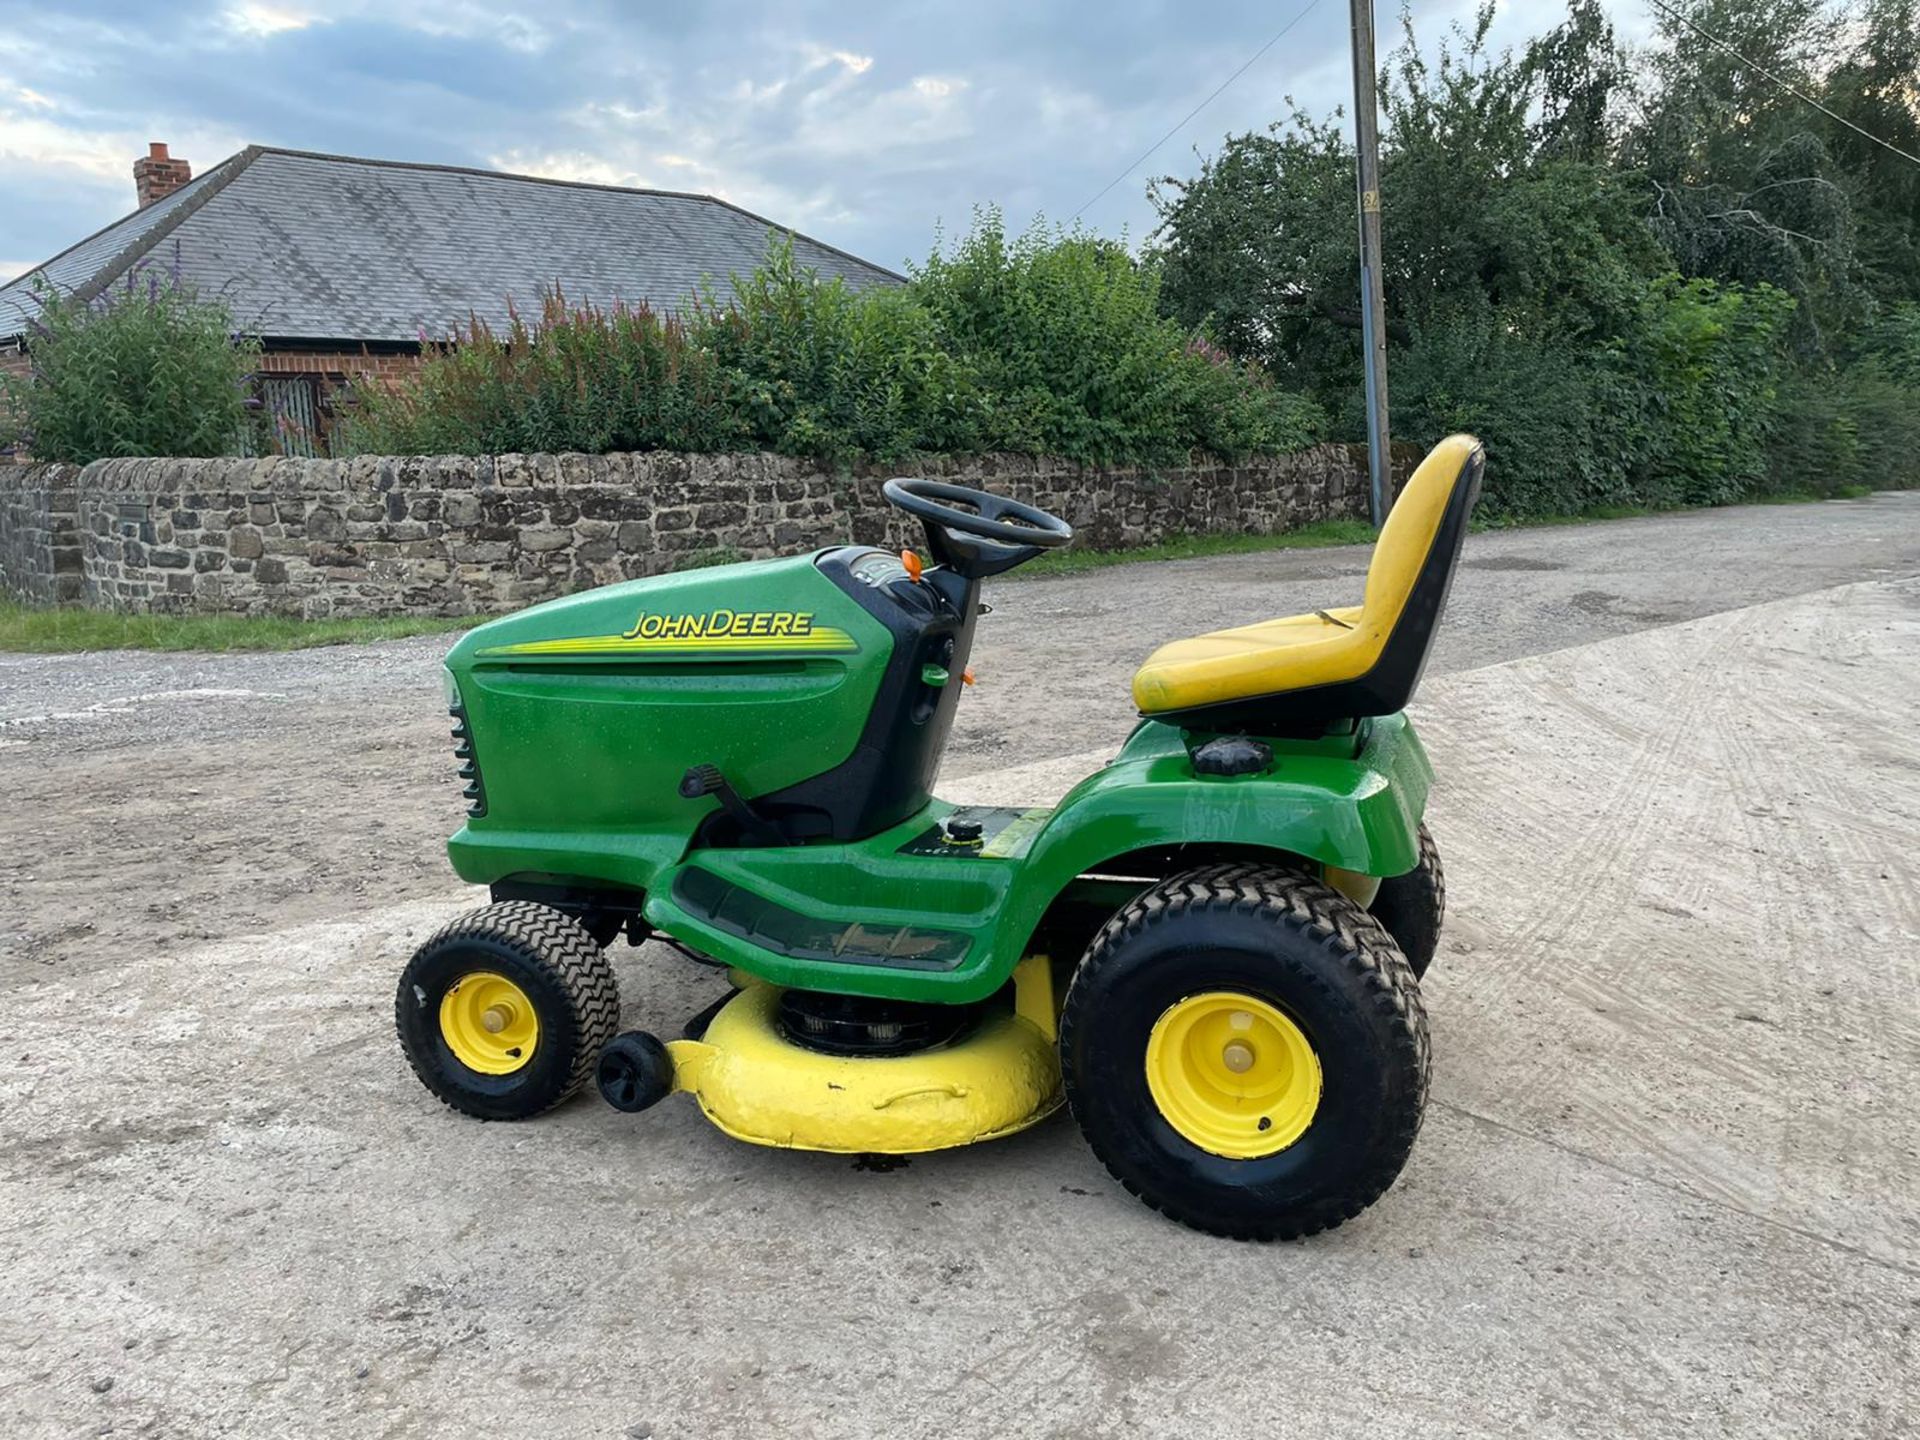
[671,866,970,972]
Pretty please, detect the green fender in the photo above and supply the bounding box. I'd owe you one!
[1027,715,1428,872]
[979,714,1433,977]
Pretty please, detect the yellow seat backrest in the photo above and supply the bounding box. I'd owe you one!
[1127,433,1484,724]
[1362,433,1482,630]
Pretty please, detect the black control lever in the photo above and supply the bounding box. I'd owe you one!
[679,764,786,847]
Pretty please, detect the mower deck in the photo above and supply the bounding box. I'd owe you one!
[663,960,1063,1154]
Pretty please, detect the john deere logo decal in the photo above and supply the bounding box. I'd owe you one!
[623,610,829,642]
[478,609,858,658]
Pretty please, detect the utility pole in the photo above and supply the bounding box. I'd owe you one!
[1349,0,1392,526]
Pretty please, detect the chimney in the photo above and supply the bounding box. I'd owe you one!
[133,142,192,208]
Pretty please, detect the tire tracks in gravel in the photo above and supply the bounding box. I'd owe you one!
[1429,578,1920,1259]
[1429,603,1784,1115]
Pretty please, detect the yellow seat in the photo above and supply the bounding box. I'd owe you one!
[1132,435,1484,727]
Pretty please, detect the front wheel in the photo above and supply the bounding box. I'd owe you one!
[395,901,621,1120]
[1060,865,1428,1240]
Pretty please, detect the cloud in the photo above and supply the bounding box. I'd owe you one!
[812,47,874,76]
[0,0,1506,280]
[0,100,245,188]
[224,3,324,37]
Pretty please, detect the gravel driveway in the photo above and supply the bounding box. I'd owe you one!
[1,494,1917,1437]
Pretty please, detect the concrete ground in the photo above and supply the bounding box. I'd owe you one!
[1,495,1917,1436]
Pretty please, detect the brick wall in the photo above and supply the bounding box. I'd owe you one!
[2,445,1408,617]
[251,350,425,455]
[0,345,418,386]
[0,347,420,464]
[255,350,425,384]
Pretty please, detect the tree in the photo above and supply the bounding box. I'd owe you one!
[1626,0,1877,352]
[1147,2,1836,513]
[1817,0,1920,311]
[1148,109,1360,374]
[1525,0,1628,163]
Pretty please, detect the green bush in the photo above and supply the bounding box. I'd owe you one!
[0,263,259,463]
[1761,300,1920,495]
[1389,300,1623,516]
[1147,1,1920,516]
[912,213,1322,462]
[1384,276,1800,518]
[1626,277,1795,506]
[1768,362,1920,495]
[699,240,988,460]
[347,222,1324,466]
[1856,304,1920,387]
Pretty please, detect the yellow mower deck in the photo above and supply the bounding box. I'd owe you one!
[664,961,1063,1155]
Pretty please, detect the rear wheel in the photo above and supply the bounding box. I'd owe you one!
[396,901,620,1120]
[1370,823,1445,979]
[1060,865,1428,1240]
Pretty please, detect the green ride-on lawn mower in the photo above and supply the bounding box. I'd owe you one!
[395,433,1483,1239]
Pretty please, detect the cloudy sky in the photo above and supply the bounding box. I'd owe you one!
[0,0,1612,284]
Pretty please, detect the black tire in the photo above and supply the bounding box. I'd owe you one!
[395,901,621,1121]
[597,1031,674,1113]
[1370,824,1445,979]
[1060,864,1429,1240]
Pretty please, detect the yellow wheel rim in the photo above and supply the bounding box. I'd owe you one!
[438,971,540,1075]
[1145,992,1321,1159]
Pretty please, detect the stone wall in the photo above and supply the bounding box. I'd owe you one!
[0,463,81,602]
[1,444,1407,617]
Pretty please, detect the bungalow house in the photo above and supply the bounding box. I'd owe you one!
[0,144,902,453]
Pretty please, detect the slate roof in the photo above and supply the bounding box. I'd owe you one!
[0,147,903,345]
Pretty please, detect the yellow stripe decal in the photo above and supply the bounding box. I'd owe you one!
[477,626,858,659]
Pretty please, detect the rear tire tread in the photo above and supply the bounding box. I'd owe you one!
[1369,823,1445,980]
[1062,863,1428,1240]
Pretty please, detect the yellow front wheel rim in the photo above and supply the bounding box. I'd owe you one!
[1145,992,1322,1159]
[439,971,540,1075]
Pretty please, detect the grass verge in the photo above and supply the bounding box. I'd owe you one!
[0,602,478,655]
[1479,484,1876,529]
[1011,518,1378,578]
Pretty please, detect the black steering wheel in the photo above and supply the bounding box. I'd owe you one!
[882,478,1073,578]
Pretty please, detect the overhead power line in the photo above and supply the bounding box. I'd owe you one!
[1645,0,1920,169]
[1073,0,1327,219]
